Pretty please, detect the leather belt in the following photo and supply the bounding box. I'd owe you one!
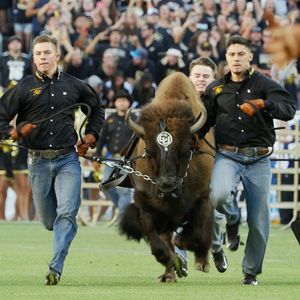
[218,145,269,157]
[29,146,75,159]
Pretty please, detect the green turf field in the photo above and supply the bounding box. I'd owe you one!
[0,221,299,300]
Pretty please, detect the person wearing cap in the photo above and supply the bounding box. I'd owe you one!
[125,47,156,84]
[194,41,219,64]
[96,90,134,222]
[0,34,33,221]
[156,48,188,83]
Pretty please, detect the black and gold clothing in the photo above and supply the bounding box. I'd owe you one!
[0,147,28,178]
[0,52,32,89]
[200,68,296,147]
[96,113,133,155]
[0,70,105,150]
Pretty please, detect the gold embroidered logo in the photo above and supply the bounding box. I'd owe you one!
[213,85,223,95]
[30,87,42,96]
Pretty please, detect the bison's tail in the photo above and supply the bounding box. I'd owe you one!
[119,203,143,241]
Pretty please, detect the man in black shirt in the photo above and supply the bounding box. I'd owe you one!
[0,34,104,285]
[201,35,296,285]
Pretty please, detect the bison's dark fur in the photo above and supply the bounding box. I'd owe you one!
[119,72,214,282]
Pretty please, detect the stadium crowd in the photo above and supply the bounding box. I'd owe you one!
[0,0,300,221]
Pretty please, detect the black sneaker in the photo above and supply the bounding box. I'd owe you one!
[45,268,61,285]
[242,273,259,286]
[226,219,240,251]
[212,248,228,273]
[174,254,188,278]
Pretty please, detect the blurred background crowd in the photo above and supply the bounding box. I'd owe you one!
[1,0,300,109]
[0,0,300,223]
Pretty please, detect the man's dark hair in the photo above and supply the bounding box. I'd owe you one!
[226,35,252,51]
[189,57,217,76]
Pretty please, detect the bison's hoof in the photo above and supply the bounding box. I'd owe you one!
[194,261,210,273]
[158,273,177,283]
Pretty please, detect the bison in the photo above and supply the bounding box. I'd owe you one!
[119,72,215,282]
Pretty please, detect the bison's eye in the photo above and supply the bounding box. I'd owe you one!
[181,150,192,158]
[145,149,156,158]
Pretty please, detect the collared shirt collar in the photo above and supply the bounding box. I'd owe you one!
[224,67,255,83]
[35,68,61,81]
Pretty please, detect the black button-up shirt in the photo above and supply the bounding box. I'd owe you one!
[0,70,105,150]
[200,68,296,147]
[96,112,133,155]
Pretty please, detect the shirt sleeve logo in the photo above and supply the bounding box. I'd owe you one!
[30,87,42,96]
[213,84,223,95]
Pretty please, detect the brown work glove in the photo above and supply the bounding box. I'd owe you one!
[240,99,265,117]
[10,122,37,141]
[76,133,96,157]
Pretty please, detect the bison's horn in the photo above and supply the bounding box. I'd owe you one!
[125,108,145,136]
[190,102,207,134]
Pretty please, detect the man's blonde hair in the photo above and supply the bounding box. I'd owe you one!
[32,34,59,50]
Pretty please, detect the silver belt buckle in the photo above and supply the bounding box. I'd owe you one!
[43,150,58,159]
[243,147,256,157]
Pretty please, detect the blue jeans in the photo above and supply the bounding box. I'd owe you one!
[28,151,81,274]
[210,150,271,275]
[103,163,133,218]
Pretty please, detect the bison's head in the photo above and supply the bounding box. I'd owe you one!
[126,100,207,200]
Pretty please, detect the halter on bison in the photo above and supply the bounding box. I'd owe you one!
[119,72,214,282]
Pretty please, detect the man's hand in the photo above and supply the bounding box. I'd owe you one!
[76,133,96,156]
[240,99,265,117]
[10,123,37,141]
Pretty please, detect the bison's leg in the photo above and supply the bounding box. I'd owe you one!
[141,212,177,283]
[157,233,177,282]
[119,203,143,241]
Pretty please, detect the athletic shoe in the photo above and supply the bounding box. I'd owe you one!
[242,273,259,286]
[45,268,61,285]
[174,254,188,278]
[212,248,228,273]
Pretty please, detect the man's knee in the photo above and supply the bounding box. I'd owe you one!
[210,188,233,209]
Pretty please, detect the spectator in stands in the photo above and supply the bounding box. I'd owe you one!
[12,0,33,53]
[156,48,188,83]
[106,70,132,94]
[0,0,12,35]
[139,22,165,62]
[193,41,219,64]
[64,47,94,80]
[252,27,273,76]
[0,35,33,221]
[96,90,134,223]
[125,47,156,85]
[86,74,105,105]
[95,48,119,83]
[0,35,32,93]
[89,8,109,38]
[86,29,128,67]
[131,72,156,108]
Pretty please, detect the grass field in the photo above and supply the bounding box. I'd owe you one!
[0,221,300,300]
